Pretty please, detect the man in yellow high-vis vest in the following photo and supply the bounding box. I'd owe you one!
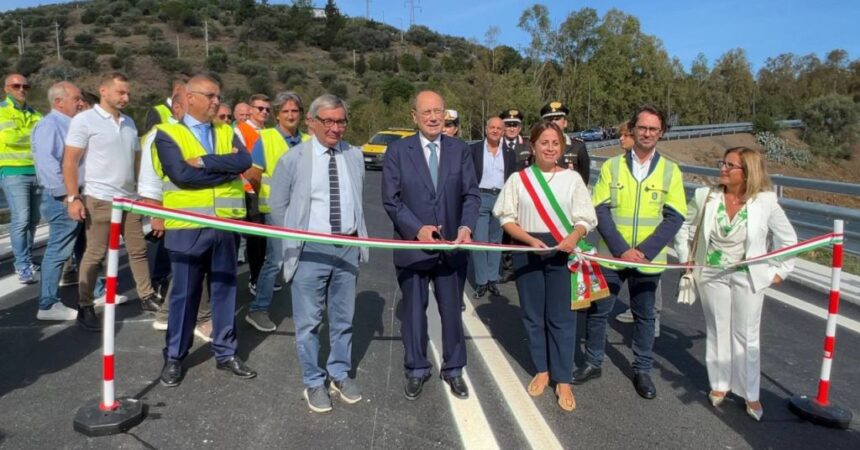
[152,74,255,388]
[242,91,310,332]
[573,105,687,400]
[0,73,43,284]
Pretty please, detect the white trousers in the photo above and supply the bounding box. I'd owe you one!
[698,267,765,401]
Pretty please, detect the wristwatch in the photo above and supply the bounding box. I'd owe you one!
[66,194,81,204]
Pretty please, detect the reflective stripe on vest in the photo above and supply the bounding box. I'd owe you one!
[598,153,681,274]
[0,99,42,168]
[257,129,310,213]
[152,123,246,229]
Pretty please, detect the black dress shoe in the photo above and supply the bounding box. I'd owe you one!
[76,305,101,332]
[487,282,501,296]
[216,356,257,379]
[473,284,488,299]
[160,360,183,387]
[443,375,469,399]
[140,294,161,312]
[633,373,657,399]
[404,374,431,400]
[571,364,602,385]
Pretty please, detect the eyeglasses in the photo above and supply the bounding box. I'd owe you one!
[254,106,271,113]
[217,114,232,120]
[635,126,662,135]
[415,108,445,118]
[717,160,744,171]
[315,116,348,128]
[6,83,31,91]
[189,91,222,102]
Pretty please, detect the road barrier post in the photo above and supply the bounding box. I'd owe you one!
[73,202,145,436]
[789,220,853,429]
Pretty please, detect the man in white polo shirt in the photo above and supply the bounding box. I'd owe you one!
[62,71,157,331]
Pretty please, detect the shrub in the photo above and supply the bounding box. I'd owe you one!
[801,94,860,160]
[69,50,99,71]
[154,56,191,74]
[247,74,271,96]
[277,64,307,86]
[148,27,164,41]
[15,54,42,76]
[80,8,99,25]
[237,60,267,78]
[380,77,413,104]
[133,24,148,35]
[94,43,115,55]
[755,132,811,167]
[112,25,131,38]
[318,71,337,88]
[74,33,96,46]
[40,64,85,81]
[29,29,48,43]
[752,113,779,134]
[329,82,348,99]
[95,14,114,26]
[206,49,229,73]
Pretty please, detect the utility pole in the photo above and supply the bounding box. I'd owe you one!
[666,84,671,124]
[353,49,356,77]
[18,20,24,55]
[405,0,419,26]
[176,35,180,58]
[366,0,370,19]
[204,20,209,57]
[54,21,61,60]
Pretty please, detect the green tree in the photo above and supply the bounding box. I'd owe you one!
[380,77,414,104]
[801,94,860,159]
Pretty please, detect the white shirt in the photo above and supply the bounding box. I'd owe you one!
[307,136,356,235]
[137,117,179,201]
[418,132,442,170]
[479,139,505,190]
[65,105,140,202]
[493,169,596,235]
[631,149,656,182]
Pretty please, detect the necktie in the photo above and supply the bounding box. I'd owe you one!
[196,123,213,154]
[427,142,438,189]
[328,148,341,234]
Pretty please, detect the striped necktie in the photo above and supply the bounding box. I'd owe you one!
[328,148,341,234]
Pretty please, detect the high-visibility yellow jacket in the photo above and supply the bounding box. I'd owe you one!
[592,151,687,274]
[152,123,246,229]
[154,104,171,125]
[0,96,42,168]
[256,128,310,213]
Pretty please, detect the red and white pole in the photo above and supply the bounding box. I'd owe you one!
[789,220,853,428]
[100,206,124,410]
[73,199,145,436]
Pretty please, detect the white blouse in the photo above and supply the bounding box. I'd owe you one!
[492,169,597,235]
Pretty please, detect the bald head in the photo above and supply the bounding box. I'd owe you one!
[185,75,221,122]
[4,73,29,104]
[411,90,446,140]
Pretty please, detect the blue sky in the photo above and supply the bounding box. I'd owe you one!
[4,0,858,72]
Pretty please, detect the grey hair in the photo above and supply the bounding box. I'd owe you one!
[308,94,348,119]
[46,81,75,105]
[272,91,304,114]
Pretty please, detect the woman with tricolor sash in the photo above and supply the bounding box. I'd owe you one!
[493,122,596,412]
[675,147,797,421]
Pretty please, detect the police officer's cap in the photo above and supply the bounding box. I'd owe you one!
[499,108,523,124]
[540,100,570,119]
[444,109,460,125]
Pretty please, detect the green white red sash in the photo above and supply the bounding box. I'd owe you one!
[518,166,610,309]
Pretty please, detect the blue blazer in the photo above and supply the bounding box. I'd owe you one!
[382,134,480,270]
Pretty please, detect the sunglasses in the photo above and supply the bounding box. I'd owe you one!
[217,114,232,120]
[254,106,271,113]
[7,83,31,91]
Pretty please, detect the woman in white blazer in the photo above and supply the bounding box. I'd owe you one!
[675,147,796,422]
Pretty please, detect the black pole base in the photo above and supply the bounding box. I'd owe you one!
[789,395,852,429]
[73,397,146,437]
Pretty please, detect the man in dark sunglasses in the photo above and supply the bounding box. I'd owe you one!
[235,93,272,296]
[213,104,232,126]
[0,73,43,285]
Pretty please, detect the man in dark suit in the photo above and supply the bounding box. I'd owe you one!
[382,90,480,401]
[541,100,590,185]
[469,116,515,299]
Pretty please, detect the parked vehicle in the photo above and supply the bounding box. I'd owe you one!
[361,128,416,169]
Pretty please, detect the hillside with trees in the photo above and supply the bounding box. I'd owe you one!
[0,1,858,158]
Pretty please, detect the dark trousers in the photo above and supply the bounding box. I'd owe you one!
[582,267,661,374]
[513,233,575,383]
[164,228,238,362]
[244,192,266,284]
[398,261,466,379]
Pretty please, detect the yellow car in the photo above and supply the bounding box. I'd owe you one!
[362,128,416,169]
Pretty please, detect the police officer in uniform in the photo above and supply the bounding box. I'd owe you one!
[499,109,531,171]
[540,101,590,185]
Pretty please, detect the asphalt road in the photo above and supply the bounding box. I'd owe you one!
[0,170,859,449]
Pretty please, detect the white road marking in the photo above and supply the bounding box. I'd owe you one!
[768,289,860,334]
[459,292,564,450]
[426,287,500,450]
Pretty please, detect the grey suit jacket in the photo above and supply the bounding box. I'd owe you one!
[269,138,369,282]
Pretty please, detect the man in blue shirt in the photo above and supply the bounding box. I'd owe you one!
[31,81,86,320]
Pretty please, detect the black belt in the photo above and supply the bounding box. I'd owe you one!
[479,188,501,195]
[334,231,359,237]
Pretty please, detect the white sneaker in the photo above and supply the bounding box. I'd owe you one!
[152,317,168,331]
[615,308,634,323]
[37,302,79,321]
[93,294,129,307]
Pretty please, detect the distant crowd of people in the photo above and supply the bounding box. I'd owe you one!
[1,70,797,419]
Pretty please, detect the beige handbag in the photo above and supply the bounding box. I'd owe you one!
[677,190,711,305]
